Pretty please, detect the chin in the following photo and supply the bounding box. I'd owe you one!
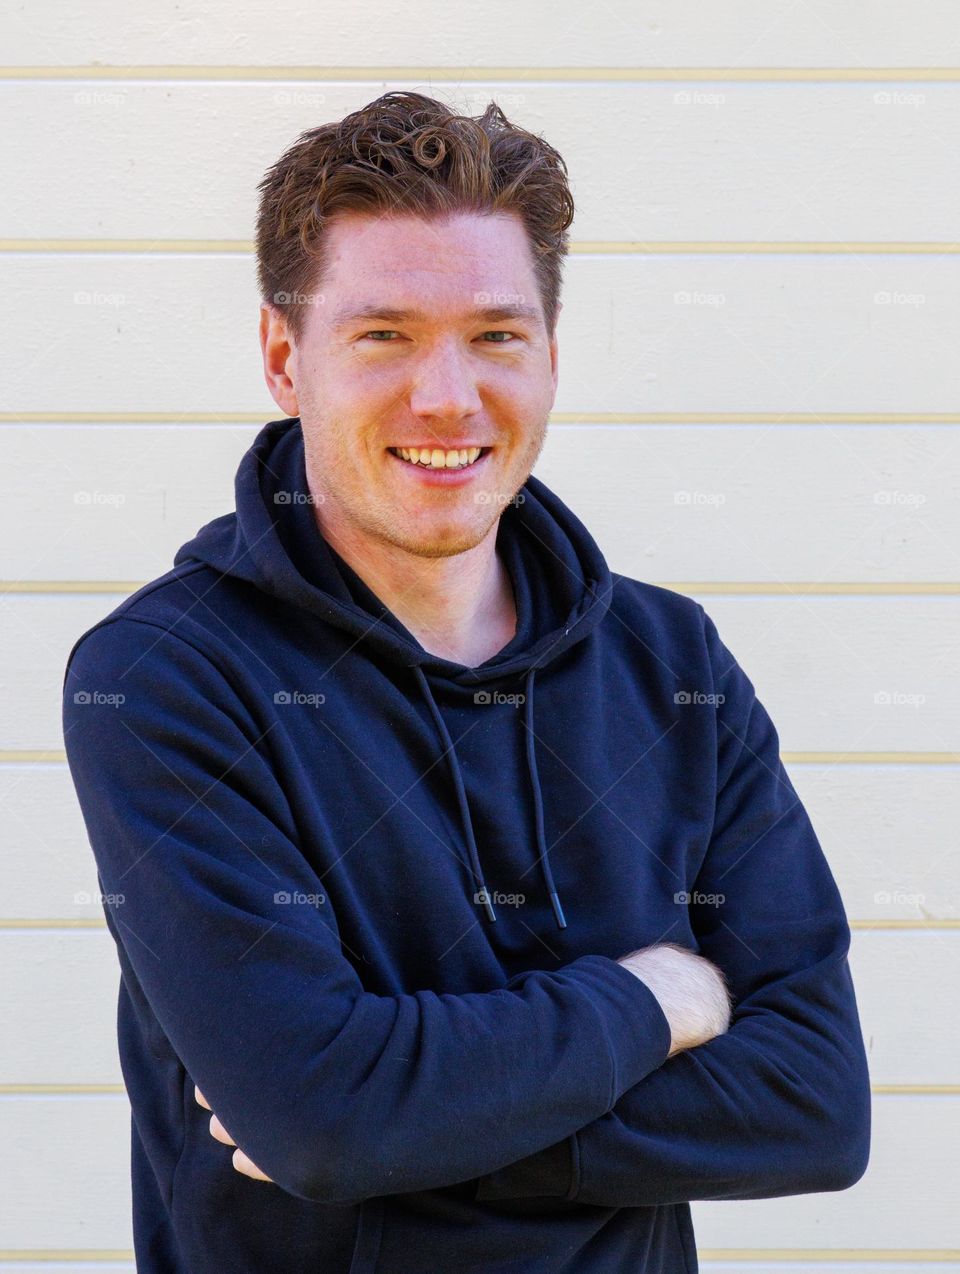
[387,517,497,560]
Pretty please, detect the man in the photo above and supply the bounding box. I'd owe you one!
[62,90,870,1273]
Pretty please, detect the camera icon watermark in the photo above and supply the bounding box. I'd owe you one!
[674,889,725,907]
[474,888,525,908]
[674,689,725,705]
[274,690,325,706]
[473,690,525,706]
[72,690,125,706]
[274,889,326,907]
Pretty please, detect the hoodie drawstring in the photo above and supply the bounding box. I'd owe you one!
[411,665,567,931]
[521,667,567,929]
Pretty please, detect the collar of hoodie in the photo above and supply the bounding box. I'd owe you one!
[173,416,617,930]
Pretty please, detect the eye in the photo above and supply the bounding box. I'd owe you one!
[359,329,520,344]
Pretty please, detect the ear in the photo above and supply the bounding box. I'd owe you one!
[549,303,561,391]
[259,304,300,417]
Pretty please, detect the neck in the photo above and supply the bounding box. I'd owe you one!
[314,513,518,668]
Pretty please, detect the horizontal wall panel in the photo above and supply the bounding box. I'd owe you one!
[0,1266,135,1272]
[5,593,957,751]
[5,254,960,415]
[0,424,250,581]
[699,1266,960,1273]
[3,763,957,924]
[694,595,960,754]
[0,1266,134,1272]
[0,1093,954,1250]
[789,766,960,923]
[692,1096,958,1249]
[2,924,956,1088]
[1,765,105,921]
[2,422,959,582]
[4,1,960,68]
[2,81,959,241]
[3,932,120,1083]
[0,1095,132,1248]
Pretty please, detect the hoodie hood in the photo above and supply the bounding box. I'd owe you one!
[173,415,616,927]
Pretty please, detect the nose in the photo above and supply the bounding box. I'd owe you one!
[407,340,483,420]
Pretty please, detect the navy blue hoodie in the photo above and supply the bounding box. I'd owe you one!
[61,416,870,1273]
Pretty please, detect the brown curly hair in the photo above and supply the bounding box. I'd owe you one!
[255,90,575,345]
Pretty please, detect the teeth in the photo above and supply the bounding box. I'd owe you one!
[395,446,482,468]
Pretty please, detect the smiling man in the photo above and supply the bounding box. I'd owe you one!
[62,91,870,1273]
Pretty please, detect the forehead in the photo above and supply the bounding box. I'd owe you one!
[320,210,537,289]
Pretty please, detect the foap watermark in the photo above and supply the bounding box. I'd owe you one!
[674,290,725,308]
[674,889,725,907]
[874,290,925,307]
[463,91,526,111]
[674,690,725,706]
[875,889,925,907]
[473,690,525,706]
[673,90,725,109]
[674,490,726,507]
[473,490,525,507]
[73,690,125,706]
[273,289,325,308]
[273,89,327,108]
[474,290,526,306]
[74,889,125,906]
[873,489,926,506]
[274,690,326,706]
[274,890,326,907]
[873,90,925,108]
[274,490,324,505]
[74,290,126,307]
[873,690,926,707]
[74,490,126,507]
[73,89,125,109]
[474,888,525,909]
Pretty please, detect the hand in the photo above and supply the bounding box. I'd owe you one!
[617,941,732,1058]
[194,1085,275,1183]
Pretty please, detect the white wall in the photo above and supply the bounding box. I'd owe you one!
[2,3,959,1267]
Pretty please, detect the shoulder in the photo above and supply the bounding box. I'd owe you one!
[63,560,264,678]
[62,560,246,696]
[607,572,709,646]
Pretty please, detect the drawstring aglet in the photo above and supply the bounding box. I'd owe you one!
[549,890,567,929]
[477,885,497,923]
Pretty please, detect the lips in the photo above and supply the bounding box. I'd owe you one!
[387,446,491,471]
[385,446,492,482]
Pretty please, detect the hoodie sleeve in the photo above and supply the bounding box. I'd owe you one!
[474,604,871,1206]
[62,615,672,1207]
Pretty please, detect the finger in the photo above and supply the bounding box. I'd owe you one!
[194,1085,211,1110]
[232,1146,275,1182]
[208,1113,237,1147]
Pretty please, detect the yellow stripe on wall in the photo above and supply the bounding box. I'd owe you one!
[0,1248,958,1264]
[4,411,960,425]
[0,1081,957,1094]
[3,581,960,595]
[3,65,960,81]
[2,750,957,765]
[3,239,959,253]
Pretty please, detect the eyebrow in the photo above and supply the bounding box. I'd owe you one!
[331,303,543,330]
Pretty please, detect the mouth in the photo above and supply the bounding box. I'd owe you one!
[385,445,493,485]
[387,445,492,471]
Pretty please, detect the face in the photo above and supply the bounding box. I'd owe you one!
[260,210,560,560]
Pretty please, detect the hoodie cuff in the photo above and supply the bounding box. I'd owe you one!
[473,1133,578,1201]
[472,956,672,1203]
[571,953,674,1104]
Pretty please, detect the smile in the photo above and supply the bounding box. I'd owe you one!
[387,446,490,470]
